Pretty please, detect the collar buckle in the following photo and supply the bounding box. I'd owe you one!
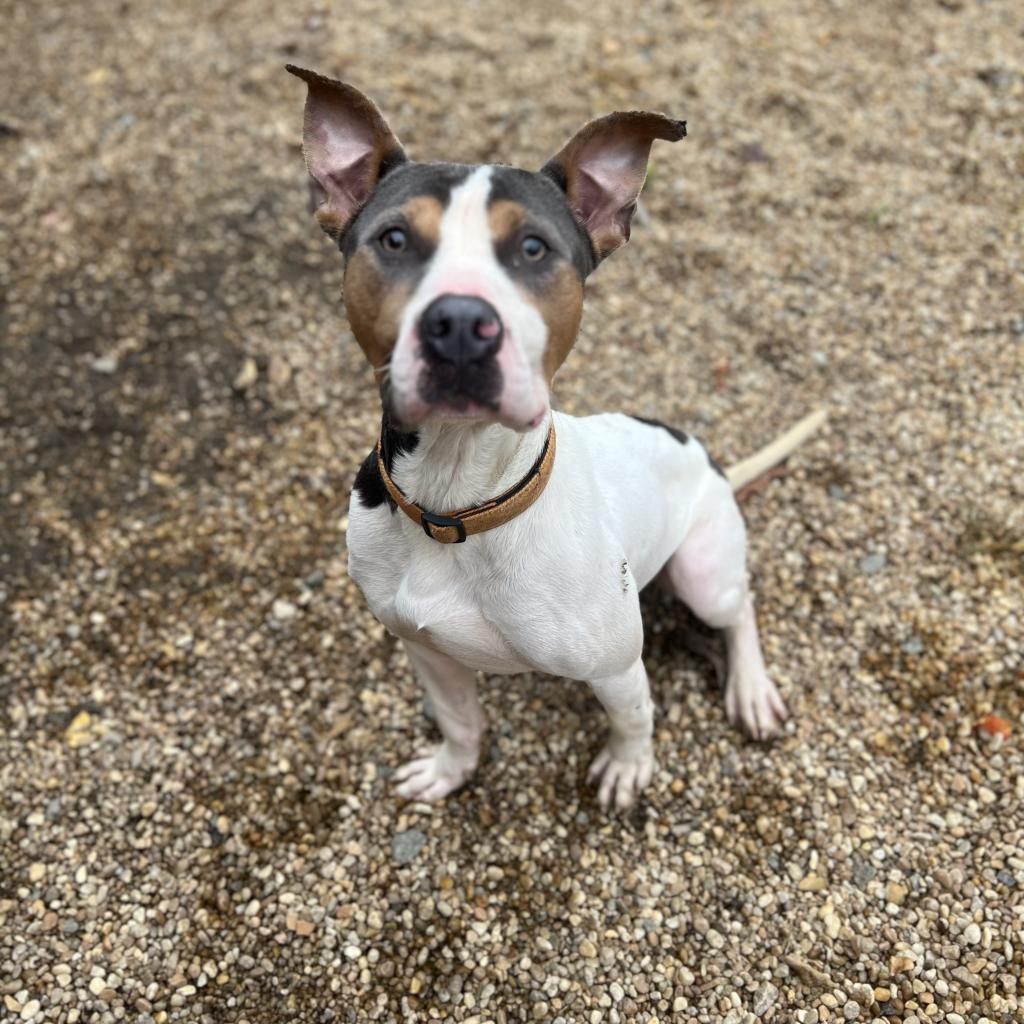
[420,510,467,543]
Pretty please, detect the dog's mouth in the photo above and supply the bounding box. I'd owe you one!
[417,358,503,414]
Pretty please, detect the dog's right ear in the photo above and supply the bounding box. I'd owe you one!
[285,65,406,241]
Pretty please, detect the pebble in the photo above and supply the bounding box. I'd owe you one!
[89,353,119,375]
[271,599,298,621]
[859,552,887,574]
[962,923,981,945]
[232,357,258,391]
[391,828,427,864]
[752,982,779,1015]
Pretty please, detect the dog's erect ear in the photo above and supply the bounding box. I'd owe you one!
[542,111,686,261]
[285,65,406,240]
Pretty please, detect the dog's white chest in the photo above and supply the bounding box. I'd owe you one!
[350,541,536,674]
[345,412,711,681]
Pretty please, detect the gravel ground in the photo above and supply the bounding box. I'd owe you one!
[2,1,1023,1022]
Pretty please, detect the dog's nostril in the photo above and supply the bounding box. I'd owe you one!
[475,318,500,340]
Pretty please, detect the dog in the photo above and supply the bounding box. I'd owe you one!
[286,65,825,809]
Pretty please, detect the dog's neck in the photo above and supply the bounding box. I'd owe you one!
[387,414,551,515]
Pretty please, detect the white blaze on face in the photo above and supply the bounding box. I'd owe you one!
[388,166,551,430]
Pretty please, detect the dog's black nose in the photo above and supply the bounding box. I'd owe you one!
[418,295,504,366]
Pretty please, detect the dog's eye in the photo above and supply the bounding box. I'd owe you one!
[379,227,407,253]
[521,235,548,262]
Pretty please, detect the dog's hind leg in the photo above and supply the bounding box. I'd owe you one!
[392,639,486,802]
[661,473,787,740]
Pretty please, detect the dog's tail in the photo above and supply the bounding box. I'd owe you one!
[725,408,828,492]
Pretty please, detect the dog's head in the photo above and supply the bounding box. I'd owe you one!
[287,65,685,431]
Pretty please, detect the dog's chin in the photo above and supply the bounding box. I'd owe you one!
[390,393,549,433]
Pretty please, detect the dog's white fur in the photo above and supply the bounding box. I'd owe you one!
[344,165,817,809]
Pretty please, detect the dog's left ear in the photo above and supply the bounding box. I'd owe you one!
[286,64,407,240]
[542,111,686,261]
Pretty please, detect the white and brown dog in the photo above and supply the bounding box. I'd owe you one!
[287,66,825,809]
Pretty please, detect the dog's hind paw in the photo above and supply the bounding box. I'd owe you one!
[393,744,476,802]
[587,743,656,810]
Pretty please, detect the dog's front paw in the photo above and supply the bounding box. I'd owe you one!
[725,667,788,741]
[393,744,477,802]
[587,742,656,810]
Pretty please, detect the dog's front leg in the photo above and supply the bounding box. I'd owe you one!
[587,659,657,810]
[392,638,486,802]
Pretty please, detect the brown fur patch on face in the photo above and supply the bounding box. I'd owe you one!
[488,199,583,379]
[488,199,527,242]
[402,195,443,247]
[343,248,411,368]
[536,263,584,380]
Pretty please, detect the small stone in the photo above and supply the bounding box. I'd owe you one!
[799,873,828,892]
[752,981,779,1015]
[963,922,981,944]
[843,1000,860,1020]
[901,636,924,655]
[28,863,45,882]
[19,1001,41,1021]
[342,945,360,960]
[705,928,726,949]
[392,828,427,864]
[859,552,887,574]
[272,599,297,621]
[232,357,258,391]
[140,801,158,817]
[90,353,119,375]
[977,786,997,805]
[4,997,21,1014]
[580,939,598,958]
[887,883,908,905]
[975,714,1011,740]
[267,354,292,387]
[243,899,260,917]
[89,977,106,995]
[851,983,874,1006]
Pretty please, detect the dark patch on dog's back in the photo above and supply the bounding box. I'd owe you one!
[353,418,419,510]
[705,451,727,479]
[630,415,690,447]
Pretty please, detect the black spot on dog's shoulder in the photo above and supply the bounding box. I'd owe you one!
[353,451,388,509]
[629,415,689,447]
[352,417,419,510]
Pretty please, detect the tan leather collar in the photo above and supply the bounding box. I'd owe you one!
[376,424,556,543]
